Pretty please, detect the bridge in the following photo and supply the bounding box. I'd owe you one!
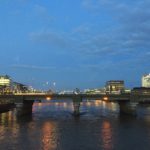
[0,92,150,117]
[0,92,131,101]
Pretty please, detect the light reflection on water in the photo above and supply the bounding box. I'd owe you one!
[101,121,113,150]
[42,121,58,150]
[0,100,150,150]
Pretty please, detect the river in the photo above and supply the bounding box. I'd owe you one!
[0,100,150,150]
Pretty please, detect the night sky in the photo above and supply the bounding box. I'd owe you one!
[0,0,150,90]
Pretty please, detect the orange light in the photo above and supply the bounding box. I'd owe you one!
[95,101,100,106]
[103,97,108,101]
[46,97,51,101]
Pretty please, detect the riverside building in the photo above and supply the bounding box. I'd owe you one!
[0,75,12,94]
[0,75,12,86]
[105,80,125,94]
[142,74,150,87]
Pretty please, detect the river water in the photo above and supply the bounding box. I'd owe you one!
[0,100,150,150]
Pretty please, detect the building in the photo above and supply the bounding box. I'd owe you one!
[0,75,12,94]
[132,87,150,95]
[142,74,150,87]
[105,80,125,94]
[13,82,29,93]
[84,88,105,94]
[0,75,11,86]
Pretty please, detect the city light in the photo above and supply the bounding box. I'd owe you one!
[46,96,51,101]
[103,97,108,101]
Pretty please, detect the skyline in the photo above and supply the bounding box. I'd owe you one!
[0,0,150,90]
[0,72,148,91]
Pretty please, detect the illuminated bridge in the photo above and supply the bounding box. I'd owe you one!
[0,92,150,116]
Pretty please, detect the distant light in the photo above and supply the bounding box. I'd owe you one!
[55,102,59,105]
[46,97,51,101]
[103,97,108,101]
[38,103,42,107]
[53,82,56,86]
[95,100,100,106]
[87,102,91,106]
[63,102,67,108]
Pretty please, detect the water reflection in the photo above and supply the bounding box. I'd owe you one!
[42,122,58,150]
[1,100,150,150]
[0,111,19,144]
[33,100,119,117]
[33,101,74,113]
[0,111,17,126]
[101,121,113,150]
[137,104,150,121]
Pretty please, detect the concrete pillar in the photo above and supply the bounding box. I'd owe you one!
[15,100,34,117]
[72,95,82,116]
[118,102,138,116]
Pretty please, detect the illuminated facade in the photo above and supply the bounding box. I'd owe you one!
[13,82,28,93]
[132,87,150,95]
[0,75,12,94]
[0,75,11,86]
[105,80,125,93]
[142,74,150,87]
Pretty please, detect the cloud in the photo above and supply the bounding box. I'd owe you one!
[10,64,88,72]
[29,0,150,64]
[79,0,150,57]
[29,30,71,49]
[11,64,56,70]
[33,4,55,22]
[81,0,100,11]
[10,0,29,4]
[34,4,47,14]
[72,24,90,34]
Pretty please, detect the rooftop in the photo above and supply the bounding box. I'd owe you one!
[0,75,11,79]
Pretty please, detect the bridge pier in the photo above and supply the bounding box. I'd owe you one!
[72,95,82,116]
[15,100,34,117]
[118,102,138,116]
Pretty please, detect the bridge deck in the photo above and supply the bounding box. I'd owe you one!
[0,93,131,102]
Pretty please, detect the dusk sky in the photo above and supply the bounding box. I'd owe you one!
[0,0,150,90]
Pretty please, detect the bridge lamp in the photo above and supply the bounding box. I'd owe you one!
[46,96,51,101]
[103,97,108,101]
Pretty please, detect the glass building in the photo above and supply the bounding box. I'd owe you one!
[105,80,125,94]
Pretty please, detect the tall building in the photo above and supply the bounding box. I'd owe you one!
[0,75,11,87]
[105,80,125,93]
[142,74,150,87]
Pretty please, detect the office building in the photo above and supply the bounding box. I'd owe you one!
[0,75,11,87]
[142,74,150,87]
[105,80,125,93]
